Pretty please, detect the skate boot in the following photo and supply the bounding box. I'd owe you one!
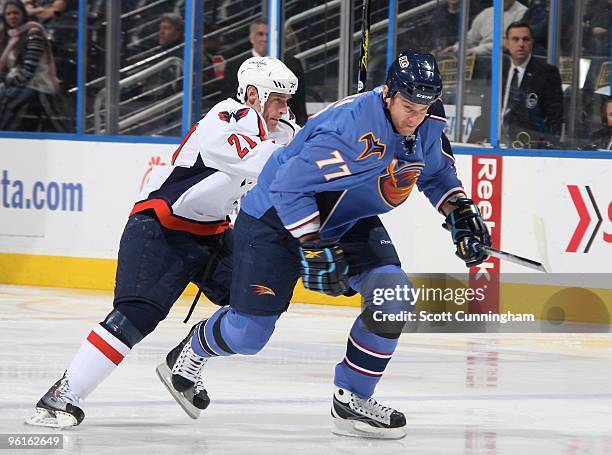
[25,373,85,428]
[331,387,407,439]
[156,324,209,419]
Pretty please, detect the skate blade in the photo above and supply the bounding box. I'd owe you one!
[156,363,201,420]
[25,408,78,429]
[331,416,407,440]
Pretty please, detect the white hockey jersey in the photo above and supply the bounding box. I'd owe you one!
[130,98,299,236]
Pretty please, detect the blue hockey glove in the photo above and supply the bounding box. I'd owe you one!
[444,198,491,267]
[299,241,349,296]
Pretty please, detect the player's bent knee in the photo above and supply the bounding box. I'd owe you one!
[359,308,406,339]
[107,301,167,344]
[100,308,146,348]
[358,265,412,338]
[222,309,278,355]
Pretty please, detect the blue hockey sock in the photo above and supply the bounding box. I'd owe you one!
[191,307,278,357]
[191,306,232,357]
[334,316,398,398]
[335,265,411,398]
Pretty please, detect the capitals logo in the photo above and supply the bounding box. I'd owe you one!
[250,284,276,296]
[218,108,250,123]
[378,160,424,208]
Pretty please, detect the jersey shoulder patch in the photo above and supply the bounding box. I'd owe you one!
[218,107,251,123]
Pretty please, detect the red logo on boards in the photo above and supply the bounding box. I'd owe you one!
[140,156,167,192]
[469,156,503,314]
[566,185,611,253]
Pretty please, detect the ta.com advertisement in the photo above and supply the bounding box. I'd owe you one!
[0,139,172,258]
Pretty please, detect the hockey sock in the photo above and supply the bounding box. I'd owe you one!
[335,265,413,398]
[65,324,132,400]
[191,307,278,357]
[65,309,143,400]
[334,316,398,398]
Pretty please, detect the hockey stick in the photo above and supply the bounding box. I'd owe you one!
[356,0,371,93]
[479,246,547,272]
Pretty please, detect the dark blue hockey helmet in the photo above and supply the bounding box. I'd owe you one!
[385,50,442,105]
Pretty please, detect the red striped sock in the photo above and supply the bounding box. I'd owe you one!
[65,325,131,399]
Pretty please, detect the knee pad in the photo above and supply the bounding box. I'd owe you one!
[357,265,413,338]
[101,308,146,348]
[359,308,404,339]
[221,309,278,355]
[109,301,165,342]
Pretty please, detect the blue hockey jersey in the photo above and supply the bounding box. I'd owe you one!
[241,87,464,240]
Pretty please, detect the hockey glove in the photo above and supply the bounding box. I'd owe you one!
[299,241,349,296]
[444,198,491,267]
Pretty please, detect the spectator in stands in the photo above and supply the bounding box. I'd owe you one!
[430,0,488,55]
[584,0,610,57]
[106,1,181,61]
[430,0,461,54]
[590,97,612,150]
[443,0,527,56]
[22,0,68,24]
[0,0,66,132]
[158,12,183,54]
[220,17,308,125]
[501,22,562,147]
[521,0,580,57]
[137,13,184,102]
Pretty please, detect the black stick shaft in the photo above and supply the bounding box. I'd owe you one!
[357,0,371,93]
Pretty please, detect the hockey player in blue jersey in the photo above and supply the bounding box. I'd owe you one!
[162,50,491,439]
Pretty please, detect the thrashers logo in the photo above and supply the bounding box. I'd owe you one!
[218,108,250,123]
[250,285,276,296]
[378,160,423,208]
[357,132,386,161]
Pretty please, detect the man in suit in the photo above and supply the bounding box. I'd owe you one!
[501,21,563,147]
[220,17,308,126]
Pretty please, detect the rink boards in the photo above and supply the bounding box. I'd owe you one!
[0,138,610,323]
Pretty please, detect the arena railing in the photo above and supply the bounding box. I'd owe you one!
[0,0,608,159]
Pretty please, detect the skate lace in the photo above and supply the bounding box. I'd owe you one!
[55,376,80,405]
[193,377,206,395]
[173,344,207,384]
[353,395,393,421]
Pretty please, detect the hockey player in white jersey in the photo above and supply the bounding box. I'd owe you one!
[25,57,299,428]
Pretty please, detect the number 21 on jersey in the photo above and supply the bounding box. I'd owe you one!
[228,133,256,159]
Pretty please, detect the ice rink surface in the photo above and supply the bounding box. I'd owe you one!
[1,284,611,455]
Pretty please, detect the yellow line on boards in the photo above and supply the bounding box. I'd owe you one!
[1,253,610,324]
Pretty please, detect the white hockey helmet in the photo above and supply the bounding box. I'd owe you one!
[236,57,298,109]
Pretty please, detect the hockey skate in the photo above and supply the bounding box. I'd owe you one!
[331,387,407,439]
[25,373,85,428]
[156,324,210,419]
